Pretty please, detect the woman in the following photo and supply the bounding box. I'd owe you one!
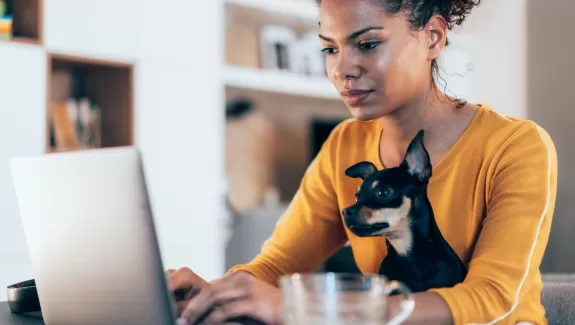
[171,0,557,324]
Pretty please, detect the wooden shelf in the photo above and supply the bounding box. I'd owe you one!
[225,0,318,31]
[46,53,134,153]
[1,0,43,44]
[224,64,338,100]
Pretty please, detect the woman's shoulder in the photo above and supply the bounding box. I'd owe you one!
[473,105,556,166]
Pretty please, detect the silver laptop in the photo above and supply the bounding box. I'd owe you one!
[9,147,177,325]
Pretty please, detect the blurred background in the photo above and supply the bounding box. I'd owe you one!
[0,0,573,300]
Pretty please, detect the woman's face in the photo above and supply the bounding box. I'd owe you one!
[319,0,444,121]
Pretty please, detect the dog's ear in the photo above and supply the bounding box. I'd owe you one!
[401,130,432,183]
[345,161,377,180]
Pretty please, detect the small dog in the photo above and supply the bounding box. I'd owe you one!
[342,130,467,293]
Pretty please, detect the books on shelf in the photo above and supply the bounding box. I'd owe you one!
[0,17,11,40]
[0,0,11,40]
[50,99,102,152]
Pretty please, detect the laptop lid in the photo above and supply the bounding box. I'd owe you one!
[9,147,176,325]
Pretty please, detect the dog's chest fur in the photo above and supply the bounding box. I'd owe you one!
[378,206,468,293]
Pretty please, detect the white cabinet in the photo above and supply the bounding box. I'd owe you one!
[43,0,138,61]
[135,0,227,280]
[0,42,47,300]
[135,57,227,281]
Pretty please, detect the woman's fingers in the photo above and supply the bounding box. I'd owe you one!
[168,267,207,291]
[179,272,283,325]
[166,267,211,316]
[180,273,255,324]
[180,286,249,323]
[201,300,262,325]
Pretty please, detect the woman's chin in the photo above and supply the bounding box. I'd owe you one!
[348,105,383,122]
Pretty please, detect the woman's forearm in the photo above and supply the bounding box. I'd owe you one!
[387,291,454,325]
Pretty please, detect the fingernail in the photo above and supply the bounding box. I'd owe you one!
[176,318,188,325]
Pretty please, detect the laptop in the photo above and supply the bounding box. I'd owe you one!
[9,147,177,325]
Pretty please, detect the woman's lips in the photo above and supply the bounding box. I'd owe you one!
[340,89,374,106]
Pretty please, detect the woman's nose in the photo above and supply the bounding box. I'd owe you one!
[333,52,361,81]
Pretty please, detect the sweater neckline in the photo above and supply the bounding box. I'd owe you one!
[369,104,488,181]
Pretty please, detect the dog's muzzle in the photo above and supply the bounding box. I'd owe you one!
[343,205,390,236]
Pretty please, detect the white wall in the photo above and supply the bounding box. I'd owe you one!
[0,0,226,300]
[44,0,139,61]
[0,42,47,298]
[135,0,227,281]
[454,0,527,119]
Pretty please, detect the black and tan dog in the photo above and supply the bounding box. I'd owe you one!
[342,130,467,293]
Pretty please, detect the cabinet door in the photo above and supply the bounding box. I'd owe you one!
[0,42,46,299]
[44,0,138,61]
[135,0,227,280]
[135,58,227,281]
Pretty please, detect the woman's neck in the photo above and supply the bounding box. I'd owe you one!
[380,89,454,141]
[378,89,472,167]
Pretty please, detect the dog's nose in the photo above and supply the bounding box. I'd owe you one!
[343,208,357,227]
[343,205,359,219]
[343,208,350,219]
[343,206,364,230]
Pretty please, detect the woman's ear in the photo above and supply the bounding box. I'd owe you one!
[426,15,448,61]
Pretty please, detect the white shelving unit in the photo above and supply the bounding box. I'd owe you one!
[224,64,337,99]
[224,0,318,27]
[223,0,339,101]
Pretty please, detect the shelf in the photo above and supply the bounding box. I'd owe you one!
[225,0,319,31]
[1,0,43,44]
[224,65,338,100]
[1,36,40,44]
[46,53,134,153]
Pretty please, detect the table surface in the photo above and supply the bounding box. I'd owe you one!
[0,302,44,325]
[0,301,249,325]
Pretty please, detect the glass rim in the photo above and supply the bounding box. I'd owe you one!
[279,272,390,284]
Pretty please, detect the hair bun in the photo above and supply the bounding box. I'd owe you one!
[443,0,482,28]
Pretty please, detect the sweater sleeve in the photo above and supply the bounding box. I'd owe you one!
[227,122,349,286]
[429,123,557,325]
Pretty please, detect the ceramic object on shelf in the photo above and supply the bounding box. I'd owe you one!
[225,98,278,213]
[259,24,297,70]
[301,31,327,77]
[287,37,307,75]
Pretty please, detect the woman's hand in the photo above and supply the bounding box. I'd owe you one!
[179,271,284,325]
[167,267,209,315]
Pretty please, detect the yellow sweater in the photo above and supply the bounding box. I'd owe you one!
[229,105,557,325]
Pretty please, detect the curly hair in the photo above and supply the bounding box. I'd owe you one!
[381,0,481,30]
[317,0,481,30]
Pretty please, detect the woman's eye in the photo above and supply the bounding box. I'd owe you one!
[321,47,338,55]
[358,41,381,51]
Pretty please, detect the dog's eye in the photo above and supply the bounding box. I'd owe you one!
[377,187,392,197]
